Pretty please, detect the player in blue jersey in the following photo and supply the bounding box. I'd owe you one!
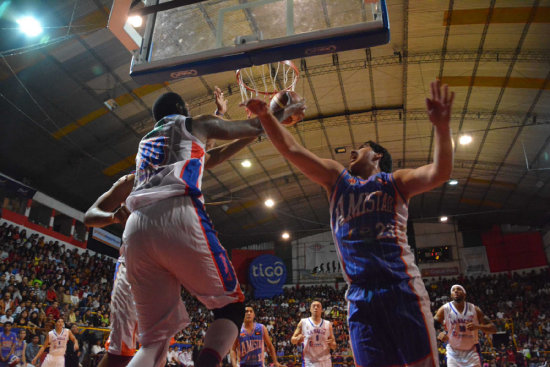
[121,89,303,367]
[243,79,455,367]
[230,306,282,367]
[0,322,16,367]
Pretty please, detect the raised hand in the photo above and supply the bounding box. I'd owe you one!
[214,86,228,115]
[240,98,269,116]
[426,80,454,128]
[113,204,131,225]
[282,101,306,124]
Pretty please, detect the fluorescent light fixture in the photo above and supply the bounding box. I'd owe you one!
[440,216,448,222]
[127,15,143,27]
[264,199,274,208]
[241,159,251,168]
[17,16,42,37]
[448,179,458,186]
[459,135,472,145]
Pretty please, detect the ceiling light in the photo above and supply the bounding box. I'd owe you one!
[17,16,42,37]
[264,199,274,208]
[440,216,448,222]
[459,135,472,145]
[448,179,458,186]
[281,232,290,240]
[127,15,143,27]
[241,159,251,168]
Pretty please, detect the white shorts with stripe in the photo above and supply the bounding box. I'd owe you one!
[124,195,244,345]
[106,256,138,356]
[41,354,65,367]
[446,344,482,367]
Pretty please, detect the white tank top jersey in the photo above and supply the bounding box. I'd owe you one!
[48,328,69,356]
[444,302,480,351]
[301,318,332,362]
[126,114,206,211]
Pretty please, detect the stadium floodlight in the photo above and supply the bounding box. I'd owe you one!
[281,232,290,240]
[17,16,43,37]
[264,198,274,208]
[241,159,251,168]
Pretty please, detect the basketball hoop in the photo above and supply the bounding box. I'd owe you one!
[236,60,299,102]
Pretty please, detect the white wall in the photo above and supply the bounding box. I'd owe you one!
[413,222,463,274]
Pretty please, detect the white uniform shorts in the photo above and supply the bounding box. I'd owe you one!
[105,256,138,356]
[446,344,482,367]
[41,354,65,367]
[124,195,244,345]
[303,358,332,367]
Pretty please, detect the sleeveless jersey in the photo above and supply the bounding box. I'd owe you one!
[14,339,25,358]
[444,302,479,351]
[238,323,265,366]
[301,318,332,363]
[329,170,419,285]
[48,328,69,356]
[126,114,206,211]
[0,331,16,357]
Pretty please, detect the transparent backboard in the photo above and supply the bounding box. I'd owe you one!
[110,0,389,83]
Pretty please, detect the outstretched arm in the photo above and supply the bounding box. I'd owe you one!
[394,80,454,200]
[243,99,343,193]
[83,174,135,227]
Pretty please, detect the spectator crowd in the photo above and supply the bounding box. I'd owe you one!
[0,222,549,367]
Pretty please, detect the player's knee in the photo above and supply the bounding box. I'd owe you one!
[212,302,245,329]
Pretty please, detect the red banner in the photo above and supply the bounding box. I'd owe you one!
[482,226,547,272]
[231,249,274,284]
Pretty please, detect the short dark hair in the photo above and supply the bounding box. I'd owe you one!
[152,92,188,121]
[362,141,392,173]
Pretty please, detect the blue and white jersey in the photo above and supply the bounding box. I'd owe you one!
[0,331,16,358]
[301,318,331,363]
[126,114,206,211]
[14,338,25,358]
[329,170,420,285]
[238,323,265,366]
[444,302,479,351]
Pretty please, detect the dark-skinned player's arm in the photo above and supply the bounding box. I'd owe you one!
[205,137,257,169]
[242,99,343,193]
[468,307,497,334]
[83,174,135,228]
[393,80,455,200]
[262,324,284,367]
[433,305,449,343]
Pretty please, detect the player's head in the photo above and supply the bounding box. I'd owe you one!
[3,321,11,332]
[350,141,392,176]
[244,306,255,323]
[55,318,65,329]
[450,284,466,303]
[153,92,189,121]
[310,300,323,318]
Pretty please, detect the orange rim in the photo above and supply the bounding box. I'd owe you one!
[236,60,299,96]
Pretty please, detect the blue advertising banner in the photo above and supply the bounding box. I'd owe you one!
[248,254,287,298]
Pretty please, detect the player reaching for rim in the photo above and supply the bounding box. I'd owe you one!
[243,79,455,367]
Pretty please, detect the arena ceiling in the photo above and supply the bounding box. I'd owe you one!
[1,0,549,248]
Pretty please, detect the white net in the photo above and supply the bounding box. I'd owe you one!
[236,60,299,102]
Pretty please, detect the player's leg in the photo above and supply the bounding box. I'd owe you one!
[100,257,138,367]
[124,201,191,367]
[169,196,245,367]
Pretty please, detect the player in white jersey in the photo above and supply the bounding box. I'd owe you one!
[123,91,303,367]
[433,285,496,367]
[243,80,454,367]
[84,87,263,367]
[31,318,79,367]
[291,301,336,367]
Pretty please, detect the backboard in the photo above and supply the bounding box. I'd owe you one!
[109,0,389,84]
